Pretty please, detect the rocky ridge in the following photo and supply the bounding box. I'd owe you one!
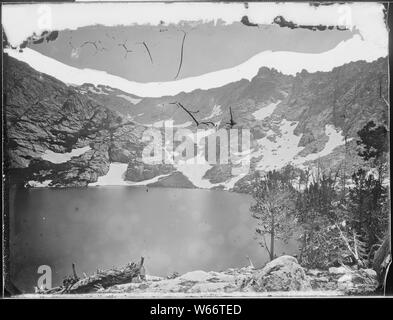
[4,54,146,187]
[78,57,389,189]
[4,54,388,190]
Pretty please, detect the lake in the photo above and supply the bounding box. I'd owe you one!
[9,187,299,292]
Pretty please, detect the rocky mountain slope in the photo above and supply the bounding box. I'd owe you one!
[85,57,388,142]
[4,54,388,190]
[4,54,147,187]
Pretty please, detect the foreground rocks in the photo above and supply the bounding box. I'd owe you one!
[306,266,378,295]
[93,255,378,296]
[244,255,312,292]
[100,267,255,296]
[17,255,380,298]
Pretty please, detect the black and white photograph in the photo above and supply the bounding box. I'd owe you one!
[1,1,391,299]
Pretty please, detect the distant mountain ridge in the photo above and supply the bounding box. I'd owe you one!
[82,57,388,139]
[4,54,388,191]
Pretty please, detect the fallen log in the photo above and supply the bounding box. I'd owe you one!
[42,257,144,294]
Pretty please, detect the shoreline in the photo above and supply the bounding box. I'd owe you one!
[22,182,250,194]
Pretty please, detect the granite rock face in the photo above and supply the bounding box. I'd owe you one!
[119,57,387,189]
[125,158,175,182]
[4,55,145,187]
[249,255,312,292]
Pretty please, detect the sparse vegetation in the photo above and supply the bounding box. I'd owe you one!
[250,168,297,261]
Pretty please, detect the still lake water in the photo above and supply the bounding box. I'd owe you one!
[10,187,298,292]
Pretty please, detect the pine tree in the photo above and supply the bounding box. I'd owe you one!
[250,170,296,261]
[348,169,388,251]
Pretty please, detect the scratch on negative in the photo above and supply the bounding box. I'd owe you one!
[174,31,187,80]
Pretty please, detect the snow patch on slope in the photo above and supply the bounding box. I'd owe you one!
[293,125,347,165]
[255,122,347,171]
[41,146,91,164]
[173,129,218,189]
[203,105,222,120]
[117,94,142,105]
[89,163,129,186]
[26,180,52,188]
[128,174,172,186]
[87,125,345,189]
[89,162,170,186]
[255,120,302,171]
[4,34,385,98]
[252,100,281,120]
[167,128,248,190]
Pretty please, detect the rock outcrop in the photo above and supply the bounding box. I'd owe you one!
[4,54,146,187]
[125,158,174,182]
[336,269,378,295]
[306,266,379,295]
[247,255,312,292]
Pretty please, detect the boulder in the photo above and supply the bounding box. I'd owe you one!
[337,269,378,294]
[251,255,312,292]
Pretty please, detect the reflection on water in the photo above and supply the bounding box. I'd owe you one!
[10,187,298,292]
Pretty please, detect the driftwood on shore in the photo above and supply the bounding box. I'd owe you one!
[41,257,144,294]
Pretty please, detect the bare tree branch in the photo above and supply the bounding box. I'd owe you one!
[225,106,237,128]
[169,102,200,126]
